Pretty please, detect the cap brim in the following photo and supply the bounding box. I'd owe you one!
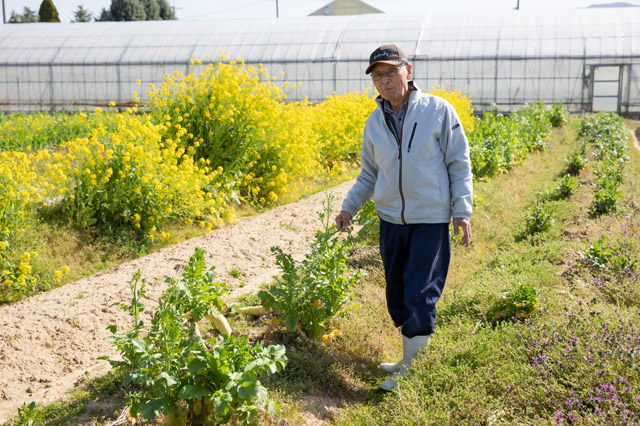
[365,60,404,75]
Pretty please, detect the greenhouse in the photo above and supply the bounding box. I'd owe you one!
[0,7,639,115]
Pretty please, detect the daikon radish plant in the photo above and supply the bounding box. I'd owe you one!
[103,248,287,425]
[259,192,364,338]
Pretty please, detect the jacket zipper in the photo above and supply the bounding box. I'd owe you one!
[384,115,407,224]
[407,122,417,153]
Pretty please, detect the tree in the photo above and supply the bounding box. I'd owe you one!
[157,0,175,20]
[8,7,38,23]
[96,8,112,21]
[72,4,93,22]
[109,0,146,21]
[97,0,176,21]
[142,0,159,20]
[38,0,61,22]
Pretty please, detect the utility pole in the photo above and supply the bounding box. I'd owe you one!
[2,0,6,24]
[275,0,279,18]
[515,0,520,10]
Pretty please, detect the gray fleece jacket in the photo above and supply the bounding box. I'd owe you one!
[341,83,473,224]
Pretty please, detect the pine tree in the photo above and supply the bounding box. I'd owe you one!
[96,8,112,21]
[38,0,61,23]
[72,4,93,22]
[8,7,38,23]
[109,0,146,21]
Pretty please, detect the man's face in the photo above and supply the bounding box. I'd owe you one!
[371,62,412,104]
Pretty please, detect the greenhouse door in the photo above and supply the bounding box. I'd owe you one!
[590,65,623,113]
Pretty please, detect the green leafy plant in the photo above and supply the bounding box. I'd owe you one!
[344,199,380,247]
[580,112,629,217]
[579,237,637,272]
[551,174,579,200]
[7,401,37,426]
[468,103,551,180]
[548,103,569,127]
[103,248,287,425]
[525,197,554,235]
[259,192,364,338]
[590,179,623,217]
[486,282,538,323]
[562,145,588,176]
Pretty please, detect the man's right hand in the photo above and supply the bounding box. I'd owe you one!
[335,210,353,231]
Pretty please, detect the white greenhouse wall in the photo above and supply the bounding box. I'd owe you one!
[0,8,639,115]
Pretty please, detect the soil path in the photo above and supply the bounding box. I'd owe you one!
[0,180,355,424]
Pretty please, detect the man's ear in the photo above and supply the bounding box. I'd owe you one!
[406,64,413,79]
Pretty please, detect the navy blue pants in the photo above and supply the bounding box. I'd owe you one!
[379,220,450,338]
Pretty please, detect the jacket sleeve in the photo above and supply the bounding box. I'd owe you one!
[439,103,473,219]
[341,127,378,217]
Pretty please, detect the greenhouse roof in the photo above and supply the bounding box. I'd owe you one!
[0,8,638,66]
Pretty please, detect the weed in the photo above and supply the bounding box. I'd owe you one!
[229,266,243,278]
[486,282,539,323]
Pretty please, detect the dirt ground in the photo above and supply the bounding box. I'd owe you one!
[0,179,356,424]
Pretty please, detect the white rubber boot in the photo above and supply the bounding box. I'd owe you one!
[380,335,430,392]
[379,335,410,373]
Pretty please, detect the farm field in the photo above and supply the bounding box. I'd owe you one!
[1,118,636,425]
[1,61,639,425]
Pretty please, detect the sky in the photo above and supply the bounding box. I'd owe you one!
[1,0,640,24]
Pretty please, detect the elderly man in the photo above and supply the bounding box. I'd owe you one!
[334,44,473,391]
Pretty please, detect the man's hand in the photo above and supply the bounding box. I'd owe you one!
[335,210,353,231]
[452,217,471,247]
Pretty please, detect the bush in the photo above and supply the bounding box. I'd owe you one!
[48,112,233,247]
[148,59,319,207]
[311,90,375,173]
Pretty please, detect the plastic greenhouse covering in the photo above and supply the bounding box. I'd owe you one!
[0,7,639,114]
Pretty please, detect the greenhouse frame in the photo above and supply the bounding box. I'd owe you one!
[0,7,639,115]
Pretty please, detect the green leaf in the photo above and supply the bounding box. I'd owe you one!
[237,380,258,399]
[213,391,233,416]
[130,337,146,352]
[187,358,207,374]
[178,384,210,400]
[158,372,179,387]
[139,396,172,420]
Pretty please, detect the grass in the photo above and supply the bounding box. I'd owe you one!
[5,115,639,425]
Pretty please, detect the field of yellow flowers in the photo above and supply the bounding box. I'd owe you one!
[0,59,478,303]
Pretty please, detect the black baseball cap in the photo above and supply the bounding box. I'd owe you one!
[365,44,408,75]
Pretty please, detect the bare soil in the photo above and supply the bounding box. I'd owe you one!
[0,180,355,424]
